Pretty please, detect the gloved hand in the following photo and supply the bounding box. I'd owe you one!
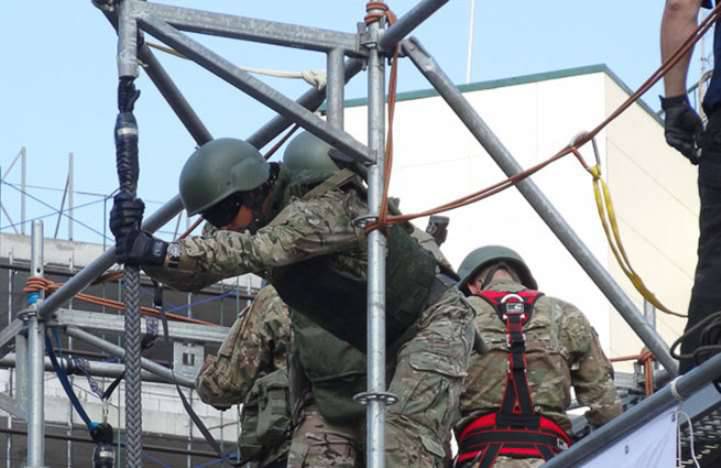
[661,95,703,164]
[110,191,144,238]
[110,192,167,266]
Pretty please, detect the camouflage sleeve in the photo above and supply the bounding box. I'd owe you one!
[196,285,290,408]
[562,305,622,427]
[155,190,363,284]
[142,222,224,291]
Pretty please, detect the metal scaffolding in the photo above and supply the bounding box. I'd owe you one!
[2,0,710,466]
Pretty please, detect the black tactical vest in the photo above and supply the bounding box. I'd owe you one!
[269,170,438,351]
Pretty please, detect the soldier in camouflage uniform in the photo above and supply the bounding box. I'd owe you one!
[195,283,290,468]
[109,133,475,467]
[454,246,622,468]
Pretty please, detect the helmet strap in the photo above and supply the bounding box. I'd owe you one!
[244,164,286,233]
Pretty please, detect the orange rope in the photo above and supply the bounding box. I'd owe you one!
[366,2,721,230]
[23,276,218,326]
[364,1,400,232]
[611,349,655,397]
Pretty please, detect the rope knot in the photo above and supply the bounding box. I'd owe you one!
[364,2,396,26]
[589,164,602,181]
[23,277,54,295]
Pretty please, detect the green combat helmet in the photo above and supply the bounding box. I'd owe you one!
[283,131,339,184]
[457,245,538,291]
[179,138,269,216]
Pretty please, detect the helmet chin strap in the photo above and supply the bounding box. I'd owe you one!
[245,164,286,234]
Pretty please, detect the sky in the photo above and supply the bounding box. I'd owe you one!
[0,1,712,243]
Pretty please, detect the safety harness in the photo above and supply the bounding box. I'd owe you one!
[457,290,572,467]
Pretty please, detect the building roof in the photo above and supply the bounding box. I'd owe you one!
[332,63,661,125]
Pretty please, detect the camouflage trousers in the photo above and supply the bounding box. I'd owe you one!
[462,456,545,468]
[287,404,363,467]
[385,288,476,467]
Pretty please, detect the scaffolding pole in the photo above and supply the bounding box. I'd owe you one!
[26,220,46,467]
[0,353,171,384]
[67,153,74,241]
[364,9,388,468]
[402,37,678,375]
[65,326,195,388]
[20,147,27,235]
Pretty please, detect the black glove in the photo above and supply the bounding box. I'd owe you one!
[116,230,168,266]
[661,95,703,164]
[110,192,167,266]
[109,191,144,239]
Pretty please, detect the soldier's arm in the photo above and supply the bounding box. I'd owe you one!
[196,286,290,408]
[562,307,623,427]
[661,0,705,96]
[143,222,225,291]
[148,191,363,290]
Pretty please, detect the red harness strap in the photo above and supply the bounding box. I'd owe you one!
[457,290,572,467]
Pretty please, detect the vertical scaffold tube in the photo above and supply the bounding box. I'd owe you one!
[116,1,143,465]
[326,49,345,130]
[365,9,387,468]
[26,220,45,467]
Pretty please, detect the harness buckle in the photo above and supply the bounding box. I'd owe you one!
[500,293,525,314]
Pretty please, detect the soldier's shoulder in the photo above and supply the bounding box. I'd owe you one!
[537,294,592,333]
[255,285,287,309]
[538,294,585,317]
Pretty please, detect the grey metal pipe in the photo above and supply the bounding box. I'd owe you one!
[545,352,721,467]
[365,12,387,468]
[249,57,364,148]
[101,9,213,146]
[379,0,449,50]
[68,153,74,241]
[20,147,26,236]
[26,220,45,467]
[136,1,366,57]
[0,353,169,384]
[403,37,678,376]
[138,17,374,164]
[140,47,213,145]
[65,326,195,388]
[8,252,17,468]
[644,299,657,330]
[117,0,139,79]
[326,49,345,130]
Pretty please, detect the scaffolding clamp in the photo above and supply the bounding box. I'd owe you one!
[354,391,398,406]
[18,303,41,322]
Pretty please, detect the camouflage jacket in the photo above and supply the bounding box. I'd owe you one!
[457,279,622,433]
[144,171,369,292]
[195,284,290,408]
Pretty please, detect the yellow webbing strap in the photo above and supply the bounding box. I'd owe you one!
[590,164,686,318]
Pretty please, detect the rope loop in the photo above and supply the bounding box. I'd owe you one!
[365,2,391,25]
[23,277,54,294]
